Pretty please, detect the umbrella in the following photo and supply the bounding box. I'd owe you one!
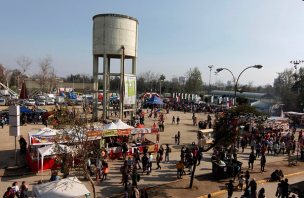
[19,81,29,99]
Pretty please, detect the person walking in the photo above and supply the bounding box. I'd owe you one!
[241,138,246,153]
[281,179,289,198]
[156,152,161,170]
[147,153,153,175]
[197,150,203,166]
[176,161,184,179]
[226,180,234,198]
[248,152,256,170]
[176,116,180,125]
[122,142,128,160]
[165,144,171,163]
[131,185,139,198]
[274,141,279,156]
[256,142,261,158]
[245,170,250,189]
[141,154,148,173]
[260,154,266,172]
[120,161,129,191]
[131,168,139,188]
[248,178,257,198]
[172,116,175,124]
[251,139,256,153]
[177,131,180,145]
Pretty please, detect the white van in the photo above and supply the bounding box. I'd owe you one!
[0,98,6,106]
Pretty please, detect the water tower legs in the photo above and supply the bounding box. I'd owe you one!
[93,55,99,120]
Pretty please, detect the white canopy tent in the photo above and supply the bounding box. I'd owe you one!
[103,122,118,130]
[28,127,60,146]
[114,119,134,129]
[38,144,71,180]
[32,177,90,198]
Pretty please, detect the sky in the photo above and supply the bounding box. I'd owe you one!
[1,0,304,87]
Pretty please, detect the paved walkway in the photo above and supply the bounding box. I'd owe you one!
[0,106,303,198]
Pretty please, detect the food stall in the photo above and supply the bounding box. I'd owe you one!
[27,127,103,172]
[130,124,159,154]
[102,120,159,159]
[102,120,133,159]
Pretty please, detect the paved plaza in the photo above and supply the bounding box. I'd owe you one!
[0,106,303,197]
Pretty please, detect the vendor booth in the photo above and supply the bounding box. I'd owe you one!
[37,144,71,180]
[102,120,159,159]
[32,177,90,198]
[27,127,102,172]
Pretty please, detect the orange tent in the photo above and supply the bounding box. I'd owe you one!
[136,124,145,128]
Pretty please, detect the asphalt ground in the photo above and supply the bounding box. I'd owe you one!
[0,105,303,198]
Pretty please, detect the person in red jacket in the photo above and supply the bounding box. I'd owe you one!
[3,187,14,198]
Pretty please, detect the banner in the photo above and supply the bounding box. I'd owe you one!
[103,130,117,137]
[124,76,136,104]
[131,128,152,134]
[116,129,131,136]
[87,130,102,138]
[31,135,55,144]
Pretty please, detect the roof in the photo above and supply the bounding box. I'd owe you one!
[33,177,90,198]
[210,90,275,99]
[251,101,275,109]
[92,13,139,23]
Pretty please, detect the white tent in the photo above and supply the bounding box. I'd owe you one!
[38,144,71,180]
[103,122,118,130]
[28,127,59,145]
[114,119,133,129]
[32,177,90,198]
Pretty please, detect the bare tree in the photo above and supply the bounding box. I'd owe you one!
[51,106,100,198]
[48,68,57,92]
[15,56,32,89]
[3,68,12,87]
[37,56,53,91]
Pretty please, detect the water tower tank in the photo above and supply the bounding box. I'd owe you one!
[92,13,138,121]
[93,14,138,58]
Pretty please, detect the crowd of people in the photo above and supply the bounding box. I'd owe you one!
[3,181,28,198]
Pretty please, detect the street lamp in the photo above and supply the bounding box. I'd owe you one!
[159,80,164,97]
[208,65,214,94]
[216,65,263,105]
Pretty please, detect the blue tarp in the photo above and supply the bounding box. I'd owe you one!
[146,95,163,105]
[20,106,33,113]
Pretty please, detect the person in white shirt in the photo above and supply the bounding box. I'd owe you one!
[11,182,19,197]
[238,175,246,190]
[147,153,153,175]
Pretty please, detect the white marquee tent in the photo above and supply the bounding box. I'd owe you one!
[114,119,133,129]
[38,144,71,180]
[32,177,90,198]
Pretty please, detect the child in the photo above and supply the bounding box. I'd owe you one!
[238,175,245,191]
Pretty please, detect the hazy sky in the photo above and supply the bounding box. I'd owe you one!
[1,0,304,87]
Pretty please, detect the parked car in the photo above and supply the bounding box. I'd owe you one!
[25,99,36,106]
[18,100,25,106]
[37,100,46,106]
[0,98,6,106]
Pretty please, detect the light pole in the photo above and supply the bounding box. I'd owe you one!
[159,80,164,97]
[208,65,214,94]
[216,65,263,106]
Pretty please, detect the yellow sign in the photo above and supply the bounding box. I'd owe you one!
[148,144,155,152]
[103,130,116,137]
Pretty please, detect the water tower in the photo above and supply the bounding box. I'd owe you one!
[92,14,138,120]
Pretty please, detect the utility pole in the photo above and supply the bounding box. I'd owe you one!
[208,65,214,94]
